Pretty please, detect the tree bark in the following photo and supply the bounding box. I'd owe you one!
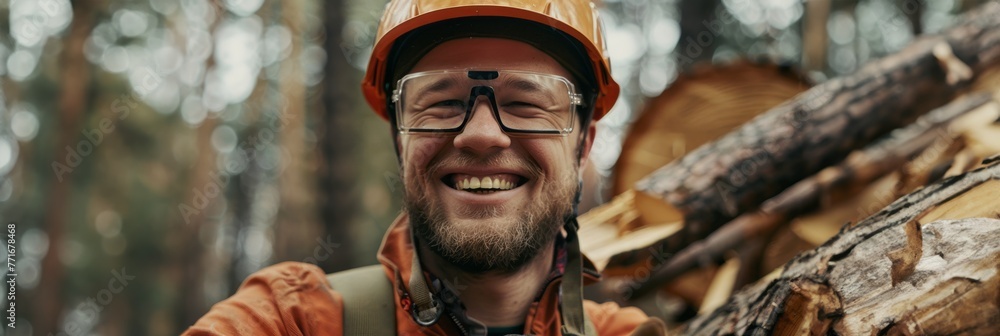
[682,158,1000,335]
[623,92,995,299]
[613,62,809,198]
[633,1,1000,252]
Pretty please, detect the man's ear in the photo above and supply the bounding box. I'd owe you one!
[389,119,405,167]
[578,121,597,166]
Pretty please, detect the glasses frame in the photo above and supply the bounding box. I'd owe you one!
[391,69,583,136]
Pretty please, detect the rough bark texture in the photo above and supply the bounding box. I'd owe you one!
[682,159,1000,335]
[633,2,1000,248]
[623,93,995,298]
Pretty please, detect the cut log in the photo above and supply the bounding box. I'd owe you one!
[681,159,1000,335]
[632,2,1000,249]
[612,93,995,298]
[579,190,684,272]
[613,61,810,198]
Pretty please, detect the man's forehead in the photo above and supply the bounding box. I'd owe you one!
[406,38,576,83]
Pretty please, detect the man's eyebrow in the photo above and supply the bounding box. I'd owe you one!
[502,77,546,92]
[414,77,458,94]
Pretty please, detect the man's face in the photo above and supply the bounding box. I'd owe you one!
[398,38,594,274]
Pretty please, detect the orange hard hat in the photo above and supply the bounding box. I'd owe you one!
[361,0,620,122]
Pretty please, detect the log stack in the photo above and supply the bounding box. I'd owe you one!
[685,160,1000,335]
[578,1,1000,333]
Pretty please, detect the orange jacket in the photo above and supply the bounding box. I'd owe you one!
[184,214,665,335]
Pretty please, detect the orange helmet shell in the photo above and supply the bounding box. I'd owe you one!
[361,0,620,122]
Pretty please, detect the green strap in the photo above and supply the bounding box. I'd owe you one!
[561,218,597,336]
[408,247,442,325]
[326,265,395,335]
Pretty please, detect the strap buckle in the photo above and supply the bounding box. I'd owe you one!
[410,293,443,326]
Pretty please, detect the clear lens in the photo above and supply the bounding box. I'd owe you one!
[393,70,581,134]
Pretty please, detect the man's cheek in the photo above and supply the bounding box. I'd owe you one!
[403,138,445,166]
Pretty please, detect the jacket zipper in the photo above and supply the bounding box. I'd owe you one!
[449,312,469,336]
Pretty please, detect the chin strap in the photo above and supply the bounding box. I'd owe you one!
[560,216,595,336]
[561,178,595,336]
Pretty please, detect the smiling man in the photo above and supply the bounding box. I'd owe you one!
[185,1,666,335]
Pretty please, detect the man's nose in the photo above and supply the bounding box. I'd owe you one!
[453,96,511,154]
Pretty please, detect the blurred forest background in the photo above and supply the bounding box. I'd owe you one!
[0,0,992,334]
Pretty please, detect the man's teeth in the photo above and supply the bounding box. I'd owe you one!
[457,176,516,190]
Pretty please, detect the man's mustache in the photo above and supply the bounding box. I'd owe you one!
[426,152,544,179]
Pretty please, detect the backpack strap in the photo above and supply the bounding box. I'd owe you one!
[584,311,597,336]
[561,217,598,336]
[326,265,395,335]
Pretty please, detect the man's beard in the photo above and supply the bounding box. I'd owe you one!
[404,152,576,274]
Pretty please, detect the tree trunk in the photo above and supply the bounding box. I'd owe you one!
[676,0,720,68]
[682,158,1000,335]
[317,0,357,272]
[633,2,1000,250]
[801,0,830,73]
[176,2,225,326]
[898,0,922,36]
[273,0,323,267]
[36,1,94,333]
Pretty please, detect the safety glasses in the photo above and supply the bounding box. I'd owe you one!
[392,70,583,135]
